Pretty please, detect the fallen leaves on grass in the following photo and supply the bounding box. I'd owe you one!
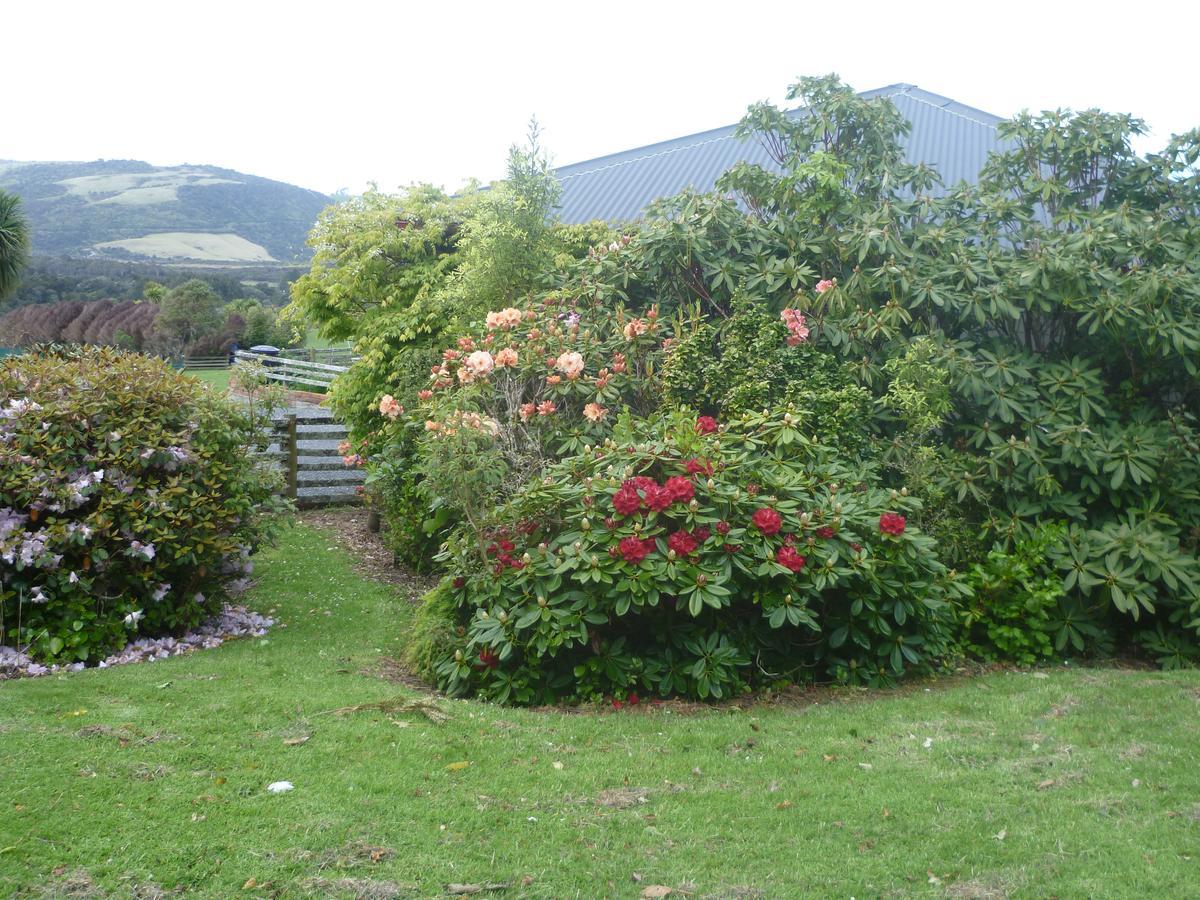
[444,882,510,895]
[597,787,650,809]
[317,697,449,723]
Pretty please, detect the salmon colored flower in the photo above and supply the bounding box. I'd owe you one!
[519,402,536,422]
[537,401,557,416]
[464,350,495,377]
[378,394,402,419]
[583,402,607,422]
[815,278,835,294]
[556,351,585,380]
[494,347,519,368]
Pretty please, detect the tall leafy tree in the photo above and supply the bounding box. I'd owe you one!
[0,190,31,304]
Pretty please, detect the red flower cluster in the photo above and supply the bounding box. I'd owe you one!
[694,526,711,542]
[776,545,807,573]
[816,526,835,539]
[478,649,500,669]
[716,521,731,535]
[664,476,695,503]
[612,475,692,517]
[879,512,907,536]
[751,507,783,535]
[618,535,657,565]
[695,416,719,435]
[685,458,713,476]
[667,530,699,556]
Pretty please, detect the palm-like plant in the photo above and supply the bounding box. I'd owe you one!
[0,189,30,302]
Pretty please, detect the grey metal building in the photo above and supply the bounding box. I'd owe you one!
[552,84,1009,224]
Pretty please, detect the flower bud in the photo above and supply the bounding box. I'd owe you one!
[830,482,839,494]
[667,549,677,561]
[480,610,489,619]
[537,595,548,608]
[706,478,715,490]
[900,486,909,497]
[498,611,509,624]
[455,649,464,662]
[581,518,592,531]
[696,573,707,586]
[688,499,699,511]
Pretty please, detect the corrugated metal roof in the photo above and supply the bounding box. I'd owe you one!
[553,84,1010,223]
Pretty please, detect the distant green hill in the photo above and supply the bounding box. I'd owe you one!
[0,160,331,264]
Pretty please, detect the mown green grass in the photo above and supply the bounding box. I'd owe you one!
[185,368,232,393]
[1,523,1198,898]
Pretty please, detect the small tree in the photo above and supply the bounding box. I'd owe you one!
[156,279,223,349]
[0,190,30,303]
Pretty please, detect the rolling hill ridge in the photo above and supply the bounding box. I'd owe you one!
[0,159,331,264]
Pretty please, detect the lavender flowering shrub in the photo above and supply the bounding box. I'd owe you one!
[0,346,287,663]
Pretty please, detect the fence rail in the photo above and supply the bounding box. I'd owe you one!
[234,349,349,391]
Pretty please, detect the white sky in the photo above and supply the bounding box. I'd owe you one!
[7,0,1200,196]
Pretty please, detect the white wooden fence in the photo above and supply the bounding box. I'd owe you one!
[234,349,349,391]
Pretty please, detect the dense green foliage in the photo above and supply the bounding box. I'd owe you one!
[0,189,30,303]
[309,75,1200,701]
[0,347,286,662]
[0,159,329,262]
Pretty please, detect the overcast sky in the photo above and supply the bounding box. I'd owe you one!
[8,1,1199,196]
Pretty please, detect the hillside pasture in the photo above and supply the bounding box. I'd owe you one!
[58,170,243,206]
[94,232,276,262]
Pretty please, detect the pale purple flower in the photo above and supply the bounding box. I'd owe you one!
[0,508,24,540]
[28,586,48,604]
[129,541,156,561]
[123,610,145,627]
[194,592,206,605]
[152,583,170,602]
[68,571,80,584]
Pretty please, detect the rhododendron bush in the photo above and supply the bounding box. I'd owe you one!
[0,347,286,663]
[345,74,1200,692]
[413,411,964,703]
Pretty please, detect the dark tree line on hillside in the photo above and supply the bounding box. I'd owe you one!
[4,256,303,310]
[0,281,295,356]
[0,299,161,351]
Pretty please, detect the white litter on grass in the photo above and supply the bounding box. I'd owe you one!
[923,737,934,749]
[267,781,294,794]
[0,604,274,680]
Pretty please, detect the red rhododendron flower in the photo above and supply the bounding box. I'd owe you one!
[452,576,465,589]
[664,476,695,504]
[752,508,783,535]
[685,458,713,476]
[723,543,741,554]
[619,535,656,564]
[776,545,807,573]
[695,416,719,435]
[879,512,907,536]
[499,539,515,553]
[478,649,500,669]
[509,558,525,570]
[716,521,731,535]
[627,693,640,706]
[816,526,835,539]
[694,526,711,542]
[643,484,673,512]
[851,542,863,553]
[604,517,617,529]
[667,530,699,556]
[612,698,624,710]
[612,486,642,517]
[628,476,657,493]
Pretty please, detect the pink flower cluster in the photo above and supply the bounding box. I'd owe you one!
[781,309,810,346]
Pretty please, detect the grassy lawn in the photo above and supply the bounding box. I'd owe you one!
[185,368,232,393]
[1,522,1198,897]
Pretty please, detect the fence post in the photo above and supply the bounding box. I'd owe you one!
[286,414,298,500]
